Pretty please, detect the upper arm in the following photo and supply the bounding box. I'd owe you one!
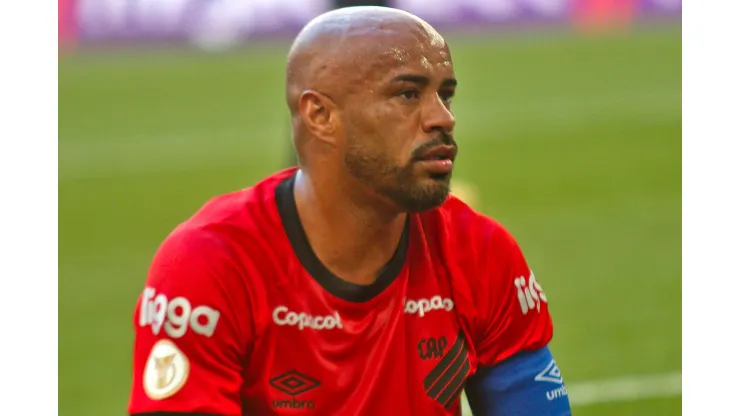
[465,222,569,414]
[473,222,553,366]
[128,227,251,416]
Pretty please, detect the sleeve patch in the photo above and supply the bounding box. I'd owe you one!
[143,340,190,400]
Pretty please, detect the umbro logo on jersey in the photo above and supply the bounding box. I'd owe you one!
[270,370,320,410]
[514,271,548,315]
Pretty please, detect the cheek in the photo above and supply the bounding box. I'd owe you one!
[348,103,416,162]
[370,121,410,160]
[343,105,377,136]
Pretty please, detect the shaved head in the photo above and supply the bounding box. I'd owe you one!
[286,6,458,213]
[286,7,444,115]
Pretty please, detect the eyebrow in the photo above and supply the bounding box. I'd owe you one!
[390,74,458,88]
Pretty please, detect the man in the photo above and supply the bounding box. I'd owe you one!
[128,6,572,416]
[284,1,479,207]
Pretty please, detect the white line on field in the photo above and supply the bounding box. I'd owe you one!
[567,371,682,406]
[461,371,681,415]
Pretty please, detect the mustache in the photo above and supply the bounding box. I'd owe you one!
[412,131,457,160]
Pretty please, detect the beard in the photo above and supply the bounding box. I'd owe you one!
[343,133,456,213]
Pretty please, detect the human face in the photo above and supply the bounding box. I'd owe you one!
[339,25,458,213]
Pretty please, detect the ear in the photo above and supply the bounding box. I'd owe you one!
[297,90,338,145]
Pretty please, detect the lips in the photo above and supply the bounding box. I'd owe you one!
[418,145,457,162]
[415,144,457,176]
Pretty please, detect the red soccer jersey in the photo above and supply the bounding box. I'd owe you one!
[128,168,553,416]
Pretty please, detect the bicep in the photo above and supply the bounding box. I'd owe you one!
[465,346,571,416]
[128,229,250,416]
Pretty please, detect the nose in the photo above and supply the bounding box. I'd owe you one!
[421,95,456,134]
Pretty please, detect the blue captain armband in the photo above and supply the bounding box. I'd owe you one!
[465,346,572,416]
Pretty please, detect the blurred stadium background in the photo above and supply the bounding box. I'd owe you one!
[58,0,682,415]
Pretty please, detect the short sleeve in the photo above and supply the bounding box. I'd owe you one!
[474,223,553,367]
[128,227,250,416]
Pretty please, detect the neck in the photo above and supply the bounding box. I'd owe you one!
[293,168,407,286]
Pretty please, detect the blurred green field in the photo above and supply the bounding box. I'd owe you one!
[59,25,682,416]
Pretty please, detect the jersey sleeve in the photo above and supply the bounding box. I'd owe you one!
[473,222,554,367]
[128,226,252,416]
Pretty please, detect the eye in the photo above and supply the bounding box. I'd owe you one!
[398,89,420,100]
[439,91,455,103]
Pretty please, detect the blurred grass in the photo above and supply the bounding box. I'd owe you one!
[578,396,682,415]
[59,25,681,415]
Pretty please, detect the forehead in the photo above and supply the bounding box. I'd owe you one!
[347,23,454,85]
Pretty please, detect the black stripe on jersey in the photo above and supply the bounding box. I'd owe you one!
[425,338,468,400]
[423,330,471,408]
[423,331,466,390]
[439,358,471,408]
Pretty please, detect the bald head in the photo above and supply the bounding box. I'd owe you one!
[285,7,446,116]
[285,7,458,212]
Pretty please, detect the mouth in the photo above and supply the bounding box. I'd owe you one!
[415,145,457,176]
[418,145,457,162]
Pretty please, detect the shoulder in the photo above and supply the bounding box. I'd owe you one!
[179,168,296,235]
[164,168,296,252]
[149,168,297,285]
[418,195,528,298]
[423,194,518,254]
[427,198,553,364]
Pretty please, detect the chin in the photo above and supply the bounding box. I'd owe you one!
[379,171,452,212]
[428,172,453,183]
[404,182,451,212]
[420,171,453,190]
